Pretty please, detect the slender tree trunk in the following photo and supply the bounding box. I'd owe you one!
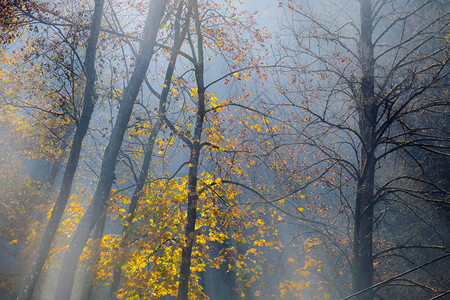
[44,124,74,194]
[353,0,376,299]
[107,4,190,297]
[17,1,105,299]
[53,1,168,299]
[177,1,205,298]
[78,212,106,300]
[177,142,203,300]
[36,126,73,223]
[44,154,65,195]
[107,123,162,299]
[32,128,73,299]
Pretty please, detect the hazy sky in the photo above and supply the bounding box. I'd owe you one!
[239,0,280,32]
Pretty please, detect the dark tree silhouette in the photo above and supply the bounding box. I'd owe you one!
[278,0,449,298]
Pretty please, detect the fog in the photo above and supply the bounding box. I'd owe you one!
[0,0,448,299]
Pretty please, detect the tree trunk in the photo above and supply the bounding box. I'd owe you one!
[177,1,205,298]
[17,1,105,299]
[78,212,106,300]
[36,126,73,224]
[53,1,168,299]
[177,143,202,300]
[353,0,376,299]
[107,122,162,299]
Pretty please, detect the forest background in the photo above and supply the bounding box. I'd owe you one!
[0,0,448,299]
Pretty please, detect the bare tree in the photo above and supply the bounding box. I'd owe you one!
[278,0,449,298]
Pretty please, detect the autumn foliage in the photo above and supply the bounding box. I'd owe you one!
[0,0,448,300]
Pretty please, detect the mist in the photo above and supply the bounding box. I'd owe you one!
[0,0,448,299]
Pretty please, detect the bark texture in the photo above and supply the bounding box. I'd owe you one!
[353,0,376,299]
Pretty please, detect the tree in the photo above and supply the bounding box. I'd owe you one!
[103,1,191,297]
[53,1,169,298]
[1,0,447,299]
[164,1,274,297]
[277,0,449,298]
[17,1,106,298]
